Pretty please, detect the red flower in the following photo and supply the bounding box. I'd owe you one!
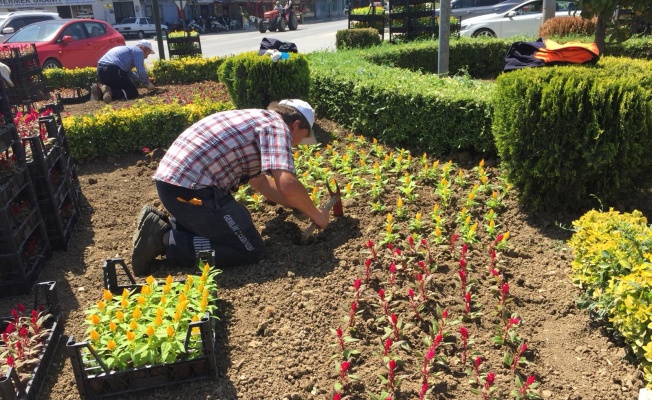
[19,326,28,338]
[526,375,536,386]
[501,282,509,296]
[387,243,393,250]
[366,239,374,248]
[485,372,495,387]
[421,238,427,246]
[459,326,469,339]
[408,288,415,299]
[365,258,372,268]
[494,234,504,244]
[388,359,396,371]
[350,301,357,313]
[4,323,15,334]
[425,347,435,361]
[340,361,350,373]
[333,394,341,400]
[520,342,527,353]
[389,263,396,273]
[378,288,385,300]
[390,314,398,325]
[336,327,343,338]
[384,338,392,355]
[17,303,25,313]
[459,258,467,269]
[6,356,15,367]
[474,356,482,369]
[442,309,448,319]
[353,278,361,291]
[408,236,414,247]
[394,248,402,256]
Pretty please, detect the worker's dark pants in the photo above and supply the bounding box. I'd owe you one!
[97,64,139,100]
[156,180,265,268]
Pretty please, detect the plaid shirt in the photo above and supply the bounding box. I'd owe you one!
[98,45,149,84]
[153,109,295,191]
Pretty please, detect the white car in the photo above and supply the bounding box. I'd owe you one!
[460,0,578,38]
[113,17,168,39]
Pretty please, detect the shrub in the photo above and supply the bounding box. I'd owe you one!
[493,59,652,211]
[44,67,96,89]
[151,56,224,84]
[336,28,382,49]
[539,16,597,37]
[217,51,310,108]
[568,208,652,383]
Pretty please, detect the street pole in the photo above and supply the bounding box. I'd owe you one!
[176,0,187,30]
[437,0,450,77]
[152,0,165,59]
[542,0,555,23]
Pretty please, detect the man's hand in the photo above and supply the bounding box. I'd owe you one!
[313,207,330,230]
[146,82,155,91]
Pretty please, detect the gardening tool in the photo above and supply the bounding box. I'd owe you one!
[301,180,343,243]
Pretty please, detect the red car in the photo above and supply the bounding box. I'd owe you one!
[2,19,125,69]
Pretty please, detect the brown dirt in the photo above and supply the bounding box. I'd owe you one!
[1,84,648,400]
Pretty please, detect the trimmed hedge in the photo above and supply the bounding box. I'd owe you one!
[492,56,652,211]
[217,51,310,108]
[63,100,233,162]
[307,49,495,154]
[336,28,382,49]
[44,67,96,89]
[150,56,225,84]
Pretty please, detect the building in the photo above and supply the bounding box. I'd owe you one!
[0,0,345,27]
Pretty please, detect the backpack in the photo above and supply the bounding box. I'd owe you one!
[258,37,298,55]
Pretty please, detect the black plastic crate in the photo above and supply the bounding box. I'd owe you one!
[0,166,29,208]
[0,281,62,400]
[22,136,61,177]
[0,203,39,254]
[67,251,218,399]
[0,225,51,298]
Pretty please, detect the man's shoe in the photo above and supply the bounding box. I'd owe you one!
[131,214,169,276]
[135,205,170,246]
[90,83,101,101]
[102,86,112,104]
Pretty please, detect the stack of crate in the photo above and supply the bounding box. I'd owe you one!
[22,114,80,251]
[0,44,49,105]
[0,120,52,297]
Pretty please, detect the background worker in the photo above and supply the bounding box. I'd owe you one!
[131,99,330,275]
[91,40,156,104]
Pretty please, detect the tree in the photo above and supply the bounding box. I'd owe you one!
[575,0,652,53]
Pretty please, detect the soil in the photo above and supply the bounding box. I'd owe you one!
[1,84,648,400]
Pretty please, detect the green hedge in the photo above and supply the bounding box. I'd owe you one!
[44,67,96,89]
[64,100,233,162]
[307,48,495,154]
[492,56,652,211]
[336,28,382,50]
[217,51,310,108]
[150,56,225,84]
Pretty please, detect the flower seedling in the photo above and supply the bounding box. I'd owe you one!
[408,212,425,234]
[465,184,480,208]
[331,327,360,360]
[394,197,408,220]
[511,375,540,400]
[383,214,400,245]
[486,190,505,209]
[397,173,418,203]
[455,169,468,188]
[407,288,422,321]
[493,316,522,346]
[504,342,529,372]
[435,178,451,208]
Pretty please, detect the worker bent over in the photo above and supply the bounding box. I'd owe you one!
[131,99,330,275]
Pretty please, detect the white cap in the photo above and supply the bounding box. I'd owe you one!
[279,99,316,145]
[137,40,155,54]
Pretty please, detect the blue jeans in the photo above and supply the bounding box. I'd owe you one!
[156,181,265,268]
[97,64,139,100]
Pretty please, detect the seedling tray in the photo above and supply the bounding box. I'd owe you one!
[0,281,62,400]
[67,251,218,399]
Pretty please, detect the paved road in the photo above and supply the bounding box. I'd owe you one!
[126,18,348,64]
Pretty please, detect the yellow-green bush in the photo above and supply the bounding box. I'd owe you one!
[151,56,224,84]
[63,99,233,162]
[217,51,310,109]
[336,28,382,49]
[44,67,96,89]
[569,208,652,384]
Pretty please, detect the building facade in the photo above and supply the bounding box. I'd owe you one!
[0,0,345,27]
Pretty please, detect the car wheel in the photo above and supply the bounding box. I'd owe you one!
[42,58,62,69]
[137,31,145,39]
[472,28,496,38]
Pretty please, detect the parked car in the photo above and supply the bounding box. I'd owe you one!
[113,17,168,39]
[460,0,578,38]
[2,19,126,69]
[0,11,60,38]
[435,0,523,19]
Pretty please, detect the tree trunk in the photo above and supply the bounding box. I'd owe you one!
[595,14,606,54]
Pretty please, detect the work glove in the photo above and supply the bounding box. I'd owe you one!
[146,82,155,90]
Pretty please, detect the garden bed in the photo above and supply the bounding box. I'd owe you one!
[0,82,648,399]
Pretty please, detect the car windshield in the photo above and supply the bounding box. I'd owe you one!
[5,21,64,42]
[120,18,136,24]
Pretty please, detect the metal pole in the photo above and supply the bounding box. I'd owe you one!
[152,0,165,59]
[437,0,450,77]
[542,0,555,23]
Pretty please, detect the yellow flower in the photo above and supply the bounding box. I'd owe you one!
[174,310,181,322]
[198,283,205,294]
[434,227,442,237]
[163,284,171,294]
[133,306,142,320]
[160,295,167,305]
[165,275,173,285]
[479,159,485,167]
[129,319,138,330]
[202,288,209,301]
[481,175,488,184]
[90,314,100,325]
[137,295,146,305]
[187,275,194,285]
[397,197,403,208]
[109,321,117,332]
[97,300,105,311]
[146,276,155,285]
[492,191,498,199]
[415,212,422,221]
[155,315,163,326]
[90,330,100,342]
[489,220,495,228]
[102,289,113,301]
[122,288,130,298]
[141,285,151,295]
[156,307,164,318]
[127,331,135,341]
[470,223,477,233]
[179,292,187,302]
[200,297,208,311]
[465,215,471,224]
[116,310,124,322]
[107,339,117,351]
[387,213,393,223]
[146,325,155,337]
[504,231,510,240]
[166,325,175,338]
